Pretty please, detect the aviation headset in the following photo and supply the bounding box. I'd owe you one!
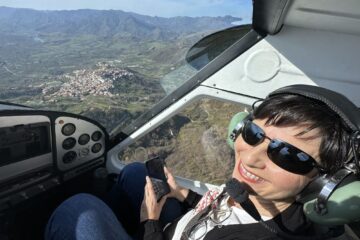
[227,84,360,225]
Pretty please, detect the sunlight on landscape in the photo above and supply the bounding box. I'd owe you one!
[0,0,252,181]
[118,99,250,184]
[0,0,251,132]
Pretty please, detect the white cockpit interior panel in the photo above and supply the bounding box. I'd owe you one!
[202,26,360,106]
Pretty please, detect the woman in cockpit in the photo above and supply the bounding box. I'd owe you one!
[45,85,358,240]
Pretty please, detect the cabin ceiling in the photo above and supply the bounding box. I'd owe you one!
[201,0,360,106]
[253,0,360,36]
[284,0,360,36]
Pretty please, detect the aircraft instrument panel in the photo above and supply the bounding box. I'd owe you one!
[0,105,108,211]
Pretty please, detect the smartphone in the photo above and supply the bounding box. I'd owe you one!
[145,156,170,202]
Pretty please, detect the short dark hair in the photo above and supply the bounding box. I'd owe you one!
[253,94,352,174]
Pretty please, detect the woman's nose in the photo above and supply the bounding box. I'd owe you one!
[239,139,268,169]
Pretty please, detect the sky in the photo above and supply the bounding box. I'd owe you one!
[0,0,252,21]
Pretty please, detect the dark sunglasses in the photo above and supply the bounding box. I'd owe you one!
[236,120,324,175]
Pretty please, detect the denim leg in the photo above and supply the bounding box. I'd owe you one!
[45,193,132,240]
[106,162,184,234]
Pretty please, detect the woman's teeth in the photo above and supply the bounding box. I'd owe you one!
[240,163,263,182]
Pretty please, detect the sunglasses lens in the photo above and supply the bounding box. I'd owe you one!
[268,139,314,174]
[243,121,265,145]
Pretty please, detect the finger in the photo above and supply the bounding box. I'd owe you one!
[141,197,146,206]
[163,166,169,178]
[148,185,156,200]
[159,194,168,207]
[145,176,153,189]
[143,187,148,201]
[164,166,174,181]
[144,181,149,196]
[145,176,157,199]
[144,178,150,195]
[164,166,170,176]
[144,180,152,200]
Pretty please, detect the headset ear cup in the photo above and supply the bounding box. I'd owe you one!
[303,180,360,225]
[227,112,249,149]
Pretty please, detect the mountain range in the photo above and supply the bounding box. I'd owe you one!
[0,6,241,40]
[0,6,245,136]
[0,7,246,183]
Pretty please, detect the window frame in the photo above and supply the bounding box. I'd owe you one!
[109,28,266,148]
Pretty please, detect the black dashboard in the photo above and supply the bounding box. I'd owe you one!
[0,104,108,212]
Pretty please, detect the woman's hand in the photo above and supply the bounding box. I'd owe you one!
[140,176,167,222]
[164,166,189,202]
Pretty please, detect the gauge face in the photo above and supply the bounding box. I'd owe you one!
[91,143,102,153]
[91,131,102,141]
[63,151,77,164]
[78,134,90,145]
[61,123,76,136]
[62,137,76,150]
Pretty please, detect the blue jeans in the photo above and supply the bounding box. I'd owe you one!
[45,162,184,240]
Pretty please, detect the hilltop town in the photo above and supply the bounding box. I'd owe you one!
[42,63,135,100]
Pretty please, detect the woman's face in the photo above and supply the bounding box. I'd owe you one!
[232,118,321,201]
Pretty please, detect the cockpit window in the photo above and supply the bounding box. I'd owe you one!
[0,1,253,132]
[118,99,251,184]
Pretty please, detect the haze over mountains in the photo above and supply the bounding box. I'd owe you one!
[0,6,243,127]
[0,6,241,40]
[0,6,242,90]
[0,6,245,183]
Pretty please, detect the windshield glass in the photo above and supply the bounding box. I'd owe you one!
[0,0,252,132]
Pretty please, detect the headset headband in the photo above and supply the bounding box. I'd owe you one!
[268,84,360,131]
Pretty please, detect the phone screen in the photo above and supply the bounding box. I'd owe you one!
[146,157,167,180]
[145,156,170,201]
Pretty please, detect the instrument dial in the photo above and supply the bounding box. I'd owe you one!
[91,143,102,153]
[61,123,76,136]
[63,151,77,164]
[62,137,76,150]
[78,134,90,145]
[91,131,102,141]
